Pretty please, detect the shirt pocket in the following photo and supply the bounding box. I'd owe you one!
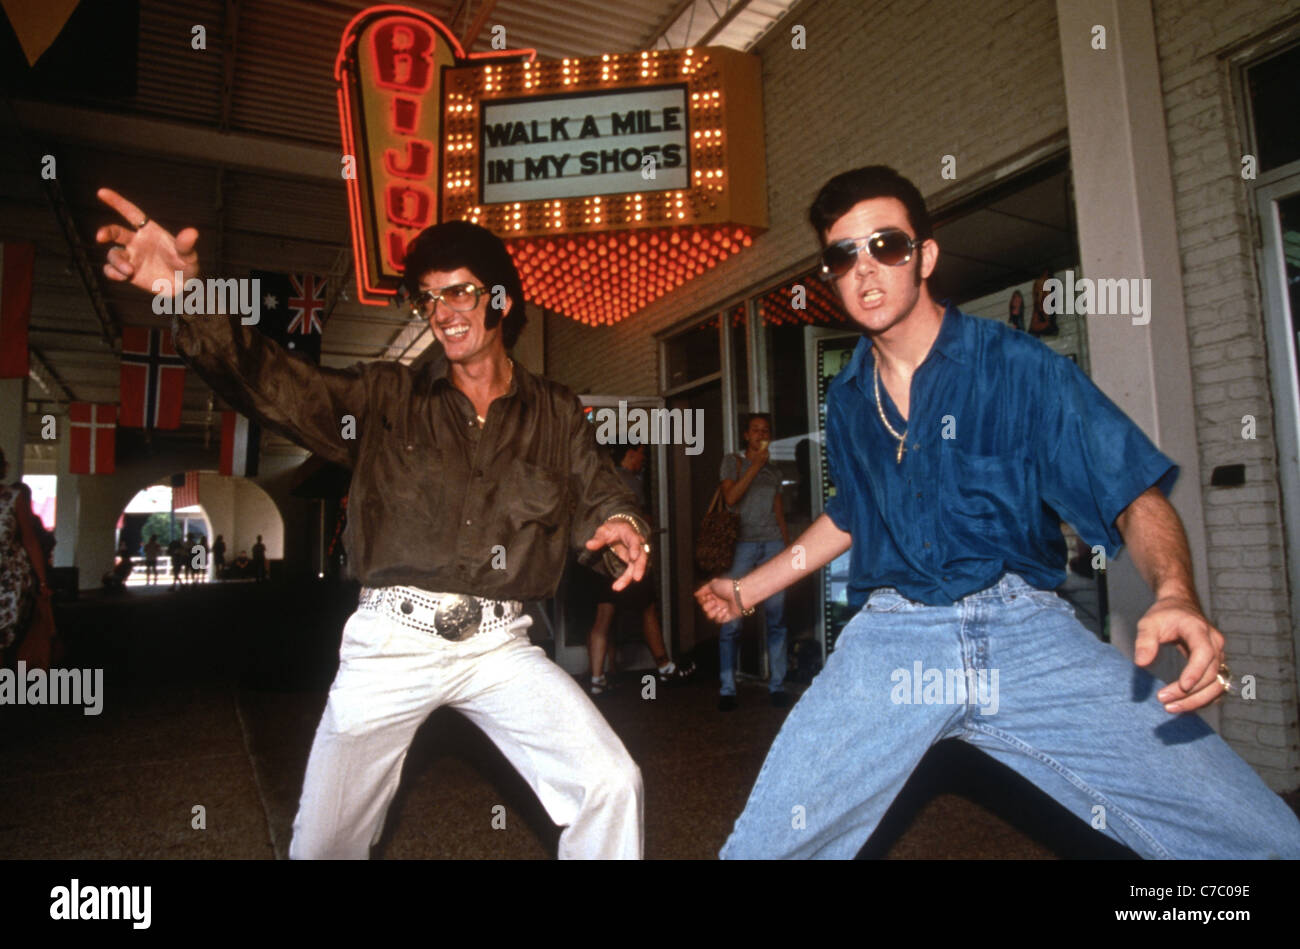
[505,459,569,529]
[942,450,1022,544]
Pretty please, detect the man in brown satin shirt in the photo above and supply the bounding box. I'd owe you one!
[96,188,650,859]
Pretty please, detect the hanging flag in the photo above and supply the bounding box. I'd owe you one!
[68,402,116,474]
[0,242,34,379]
[219,411,261,477]
[251,270,327,364]
[171,470,200,510]
[120,326,186,429]
[0,0,82,68]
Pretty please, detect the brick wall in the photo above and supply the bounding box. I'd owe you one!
[1152,0,1300,789]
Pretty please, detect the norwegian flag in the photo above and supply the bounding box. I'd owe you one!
[0,242,34,379]
[69,403,116,474]
[252,270,327,363]
[120,326,186,429]
[220,411,261,478]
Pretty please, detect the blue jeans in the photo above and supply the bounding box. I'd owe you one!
[720,539,788,695]
[720,573,1300,859]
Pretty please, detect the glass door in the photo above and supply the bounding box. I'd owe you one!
[805,327,861,658]
[1255,171,1300,669]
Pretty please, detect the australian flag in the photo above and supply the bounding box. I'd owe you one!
[252,271,328,363]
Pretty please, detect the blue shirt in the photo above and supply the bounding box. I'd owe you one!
[823,305,1177,608]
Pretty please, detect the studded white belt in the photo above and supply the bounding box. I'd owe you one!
[358,586,523,641]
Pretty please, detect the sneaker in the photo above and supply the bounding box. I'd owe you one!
[589,676,613,697]
[770,691,791,709]
[718,694,738,712]
[656,659,696,684]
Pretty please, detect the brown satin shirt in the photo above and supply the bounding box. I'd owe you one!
[173,314,644,600]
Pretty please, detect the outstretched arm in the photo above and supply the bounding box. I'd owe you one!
[696,513,851,623]
[96,189,367,467]
[1116,486,1225,712]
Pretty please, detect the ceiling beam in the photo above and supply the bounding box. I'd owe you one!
[697,0,755,46]
[9,99,341,181]
[460,0,501,52]
[643,0,700,49]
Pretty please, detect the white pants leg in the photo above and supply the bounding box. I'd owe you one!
[451,634,644,859]
[288,606,643,859]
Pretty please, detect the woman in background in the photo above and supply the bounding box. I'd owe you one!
[717,414,791,711]
[0,449,56,668]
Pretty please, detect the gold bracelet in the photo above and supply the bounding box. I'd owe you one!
[605,512,651,553]
[733,579,756,616]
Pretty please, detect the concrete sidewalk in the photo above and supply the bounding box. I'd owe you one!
[7,582,1277,860]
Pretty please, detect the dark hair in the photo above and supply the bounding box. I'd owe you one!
[401,221,528,349]
[808,165,933,244]
[743,412,772,431]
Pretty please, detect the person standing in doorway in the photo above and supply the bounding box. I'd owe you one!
[717,413,791,711]
[211,534,226,581]
[144,534,161,585]
[251,535,267,583]
[168,536,185,589]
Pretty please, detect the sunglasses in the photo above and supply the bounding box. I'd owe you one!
[410,282,489,314]
[819,228,920,280]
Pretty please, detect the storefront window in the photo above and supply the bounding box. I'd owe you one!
[664,312,720,389]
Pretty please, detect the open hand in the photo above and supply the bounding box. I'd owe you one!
[96,188,200,297]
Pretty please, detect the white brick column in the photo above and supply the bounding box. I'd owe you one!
[1055,1,1214,715]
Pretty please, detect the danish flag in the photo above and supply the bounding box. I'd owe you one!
[69,403,117,474]
[120,326,186,429]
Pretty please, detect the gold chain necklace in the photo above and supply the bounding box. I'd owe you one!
[872,353,907,464]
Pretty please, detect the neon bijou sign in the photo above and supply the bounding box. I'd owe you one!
[336,5,767,325]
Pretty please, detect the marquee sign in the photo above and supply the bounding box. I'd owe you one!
[336,6,767,325]
[479,85,690,203]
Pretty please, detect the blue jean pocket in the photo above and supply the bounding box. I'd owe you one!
[867,591,909,613]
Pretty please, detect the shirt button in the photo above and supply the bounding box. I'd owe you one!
[465,518,473,526]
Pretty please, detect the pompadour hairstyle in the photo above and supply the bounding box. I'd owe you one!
[400,220,528,349]
[808,165,933,245]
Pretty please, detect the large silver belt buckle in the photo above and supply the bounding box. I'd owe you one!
[432,593,481,641]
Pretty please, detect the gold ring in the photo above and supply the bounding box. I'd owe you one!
[1216,662,1236,695]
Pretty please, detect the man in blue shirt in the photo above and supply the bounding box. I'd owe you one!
[697,165,1300,858]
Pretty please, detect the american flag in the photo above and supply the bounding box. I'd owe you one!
[172,471,200,511]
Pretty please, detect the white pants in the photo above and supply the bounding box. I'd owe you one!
[288,606,643,859]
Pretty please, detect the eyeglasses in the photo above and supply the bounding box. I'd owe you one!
[410,282,489,314]
[818,228,920,280]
